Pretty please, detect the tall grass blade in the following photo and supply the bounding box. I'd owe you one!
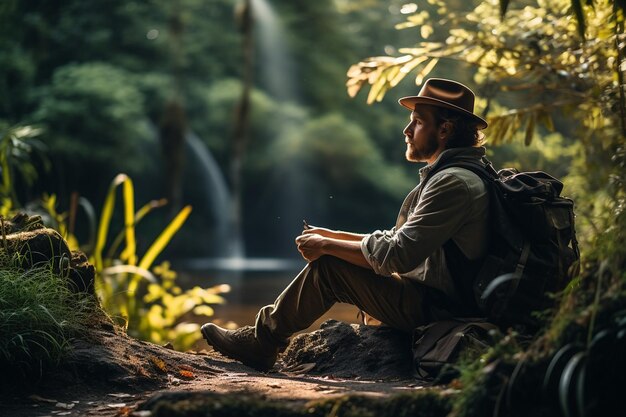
[93,174,128,272]
[105,199,167,261]
[122,177,136,266]
[129,205,192,297]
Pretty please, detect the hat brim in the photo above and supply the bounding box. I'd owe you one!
[398,96,488,129]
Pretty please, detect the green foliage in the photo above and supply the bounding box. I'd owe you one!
[33,63,153,177]
[42,173,226,351]
[0,123,46,214]
[0,0,437,256]
[139,262,229,348]
[272,113,413,199]
[0,253,95,383]
[451,331,525,417]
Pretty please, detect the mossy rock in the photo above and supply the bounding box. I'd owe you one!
[1,212,95,294]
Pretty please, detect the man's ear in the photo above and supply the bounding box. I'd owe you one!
[439,121,453,140]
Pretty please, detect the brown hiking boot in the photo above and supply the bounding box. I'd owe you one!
[201,323,278,372]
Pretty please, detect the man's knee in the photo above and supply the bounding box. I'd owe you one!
[309,255,364,295]
[310,255,344,271]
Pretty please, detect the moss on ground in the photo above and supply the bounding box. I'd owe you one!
[143,389,453,417]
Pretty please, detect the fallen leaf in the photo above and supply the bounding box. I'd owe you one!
[179,364,194,372]
[57,412,72,416]
[115,406,132,416]
[179,369,195,379]
[55,402,75,410]
[107,403,127,408]
[149,356,167,373]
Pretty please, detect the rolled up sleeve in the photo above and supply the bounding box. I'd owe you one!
[361,172,473,276]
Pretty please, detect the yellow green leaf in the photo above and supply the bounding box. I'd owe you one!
[94,174,129,272]
[122,178,136,266]
[415,58,439,85]
[137,205,192,276]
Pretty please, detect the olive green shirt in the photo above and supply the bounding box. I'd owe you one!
[361,147,489,297]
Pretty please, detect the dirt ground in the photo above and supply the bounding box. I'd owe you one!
[0,320,433,417]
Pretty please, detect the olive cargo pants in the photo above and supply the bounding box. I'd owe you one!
[254,255,430,350]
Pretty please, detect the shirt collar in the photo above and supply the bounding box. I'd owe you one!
[419,146,487,181]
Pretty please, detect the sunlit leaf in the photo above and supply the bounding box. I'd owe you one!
[149,355,167,373]
[193,305,215,316]
[122,178,136,266]
[367,75,387,104]
[179,369,195,379]
[106,198,168,260]
[415,58,439,85]
[420,24,434,39]
[101,265,156,283]
[137,205,192,278]
[94,174,129,272]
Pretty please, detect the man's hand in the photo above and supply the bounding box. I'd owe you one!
[295,225,372,269]
[295,232,326,262]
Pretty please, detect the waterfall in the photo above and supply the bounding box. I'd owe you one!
[186,131,244,259]
[251,0,298,102]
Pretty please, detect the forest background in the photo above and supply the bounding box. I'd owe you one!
[0,0,586,263]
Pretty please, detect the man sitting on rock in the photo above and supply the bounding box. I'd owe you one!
[201,78,490,371]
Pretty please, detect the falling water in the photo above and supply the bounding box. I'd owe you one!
[251,0,309,257]
[186,131,244,259]
[251,0,298,102]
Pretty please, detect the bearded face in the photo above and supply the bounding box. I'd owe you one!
[403,106,442,163]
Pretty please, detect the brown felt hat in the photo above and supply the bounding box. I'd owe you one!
[398,78,488,129]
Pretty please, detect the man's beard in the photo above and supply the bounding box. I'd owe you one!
[406,134,439,162]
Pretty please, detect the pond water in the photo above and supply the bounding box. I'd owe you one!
[176,257,361,332]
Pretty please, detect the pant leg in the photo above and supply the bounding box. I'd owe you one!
[255,255,429,349]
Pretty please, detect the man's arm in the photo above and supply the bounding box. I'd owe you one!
[302,226,366,242]
[295,232,372,269]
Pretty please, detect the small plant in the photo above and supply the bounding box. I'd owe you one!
[0,252,95,384]
[0,123,47,216]
[42,173,226,350]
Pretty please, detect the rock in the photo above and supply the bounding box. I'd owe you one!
[0,212,45,234]
[1,212,95,294]
[280,320,414,380]
[5,227,71,275]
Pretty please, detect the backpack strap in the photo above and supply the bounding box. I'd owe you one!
[421,157,498,316]
[435,159,529,303]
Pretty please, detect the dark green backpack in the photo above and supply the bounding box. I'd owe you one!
[432,159,580,329]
